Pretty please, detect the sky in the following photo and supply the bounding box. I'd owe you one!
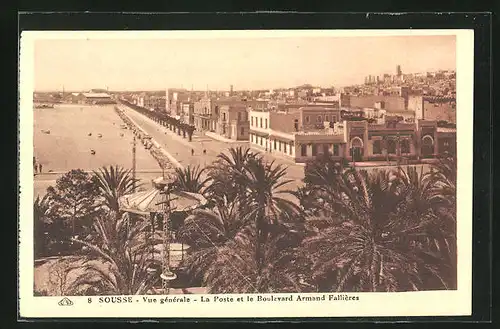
[33,34,456,92]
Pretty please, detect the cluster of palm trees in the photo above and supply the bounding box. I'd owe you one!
[173,148,457,293]
[34,147,457,295]
[34,166,162,295]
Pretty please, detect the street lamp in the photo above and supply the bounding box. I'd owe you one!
[119,176,208,295]
[396,132,401,167]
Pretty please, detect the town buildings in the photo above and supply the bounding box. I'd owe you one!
[117,68,456,163]
[193,95,268,140]
[166,88,191,116]
[249,107,456,163]
[66,92,115,105]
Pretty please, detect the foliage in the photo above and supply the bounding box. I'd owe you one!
[93,165,141,212]
[177,195,252,284]
[299,154,350,218]
[172,165,210,195]
[37,142,457,294]
[237,157,303,273]
[205,146,260,205]
[67,211,161,295]
[179,147,305,291]
[302,167,456,292]
[46,169,102,237]
[34,194,55,257]
[203,226,313,294]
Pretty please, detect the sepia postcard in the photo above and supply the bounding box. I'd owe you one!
[19,29,473,319]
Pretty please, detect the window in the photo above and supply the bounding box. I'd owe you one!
[305,115,310,124]
[260,118,263,128]
[387,139,396,154]
[260,137,263,146]
[240,127,244,136]
[312,144,318,156]
[265,118,268,129]
[290,142,294,155]
[294,119,299,132]
[333,144,339,156]
[274,140,277,150]
[401,139,410,154]
[301,144,307,156]
[373,140,382,154]
[323,144,329,155]
[251,134,254,143]
[317,115,323,123]
[278,141,282,152]
[223,113,226,121]
[238,112,241,122]
[251,116,253,126]
[325,114,330,122]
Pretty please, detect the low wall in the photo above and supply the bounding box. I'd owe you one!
[114,106,184,170]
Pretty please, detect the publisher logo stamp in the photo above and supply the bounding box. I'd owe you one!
[58,297,74,306]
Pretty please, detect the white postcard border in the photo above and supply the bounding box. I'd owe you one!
[19,29,474,318]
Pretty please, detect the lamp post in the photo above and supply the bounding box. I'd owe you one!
[132,135,137,192]
[160,182,176,295]
[396,132,401,167]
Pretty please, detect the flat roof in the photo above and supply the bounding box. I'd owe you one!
[82,93,111,98]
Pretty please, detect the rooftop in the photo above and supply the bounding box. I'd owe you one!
[82,92,112,98]
[437,127,457,133]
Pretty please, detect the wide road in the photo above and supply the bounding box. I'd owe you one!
[122,106,307,192]
[121,105,434,199]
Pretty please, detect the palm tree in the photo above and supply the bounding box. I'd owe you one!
[67,211,161,295]
[425,156,457,289]
[299,154,349,219]
[172,165,210,195]
[203,227,313,294]
[178,147,304,291]
[391,165,437,215]
[303,153,347,188]
[34,194,53,257]
[205,146,260,204]
[93,166,141,213]
[176,197,252,284]
[428,155,457,206]
[303,168,451,292]
[238,157,303,276]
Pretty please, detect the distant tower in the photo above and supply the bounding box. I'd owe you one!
[230,84,234,96]
[397,65,402,76]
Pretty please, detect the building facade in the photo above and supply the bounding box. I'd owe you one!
[193,97,217,132]
[408,95,456,123]
[180,102,195,125]
[217,104,249,140]
[250,113,456,163]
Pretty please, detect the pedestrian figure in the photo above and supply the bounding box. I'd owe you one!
[203,149,206,155]
[191,149,195,156]
[38,163,43,173]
